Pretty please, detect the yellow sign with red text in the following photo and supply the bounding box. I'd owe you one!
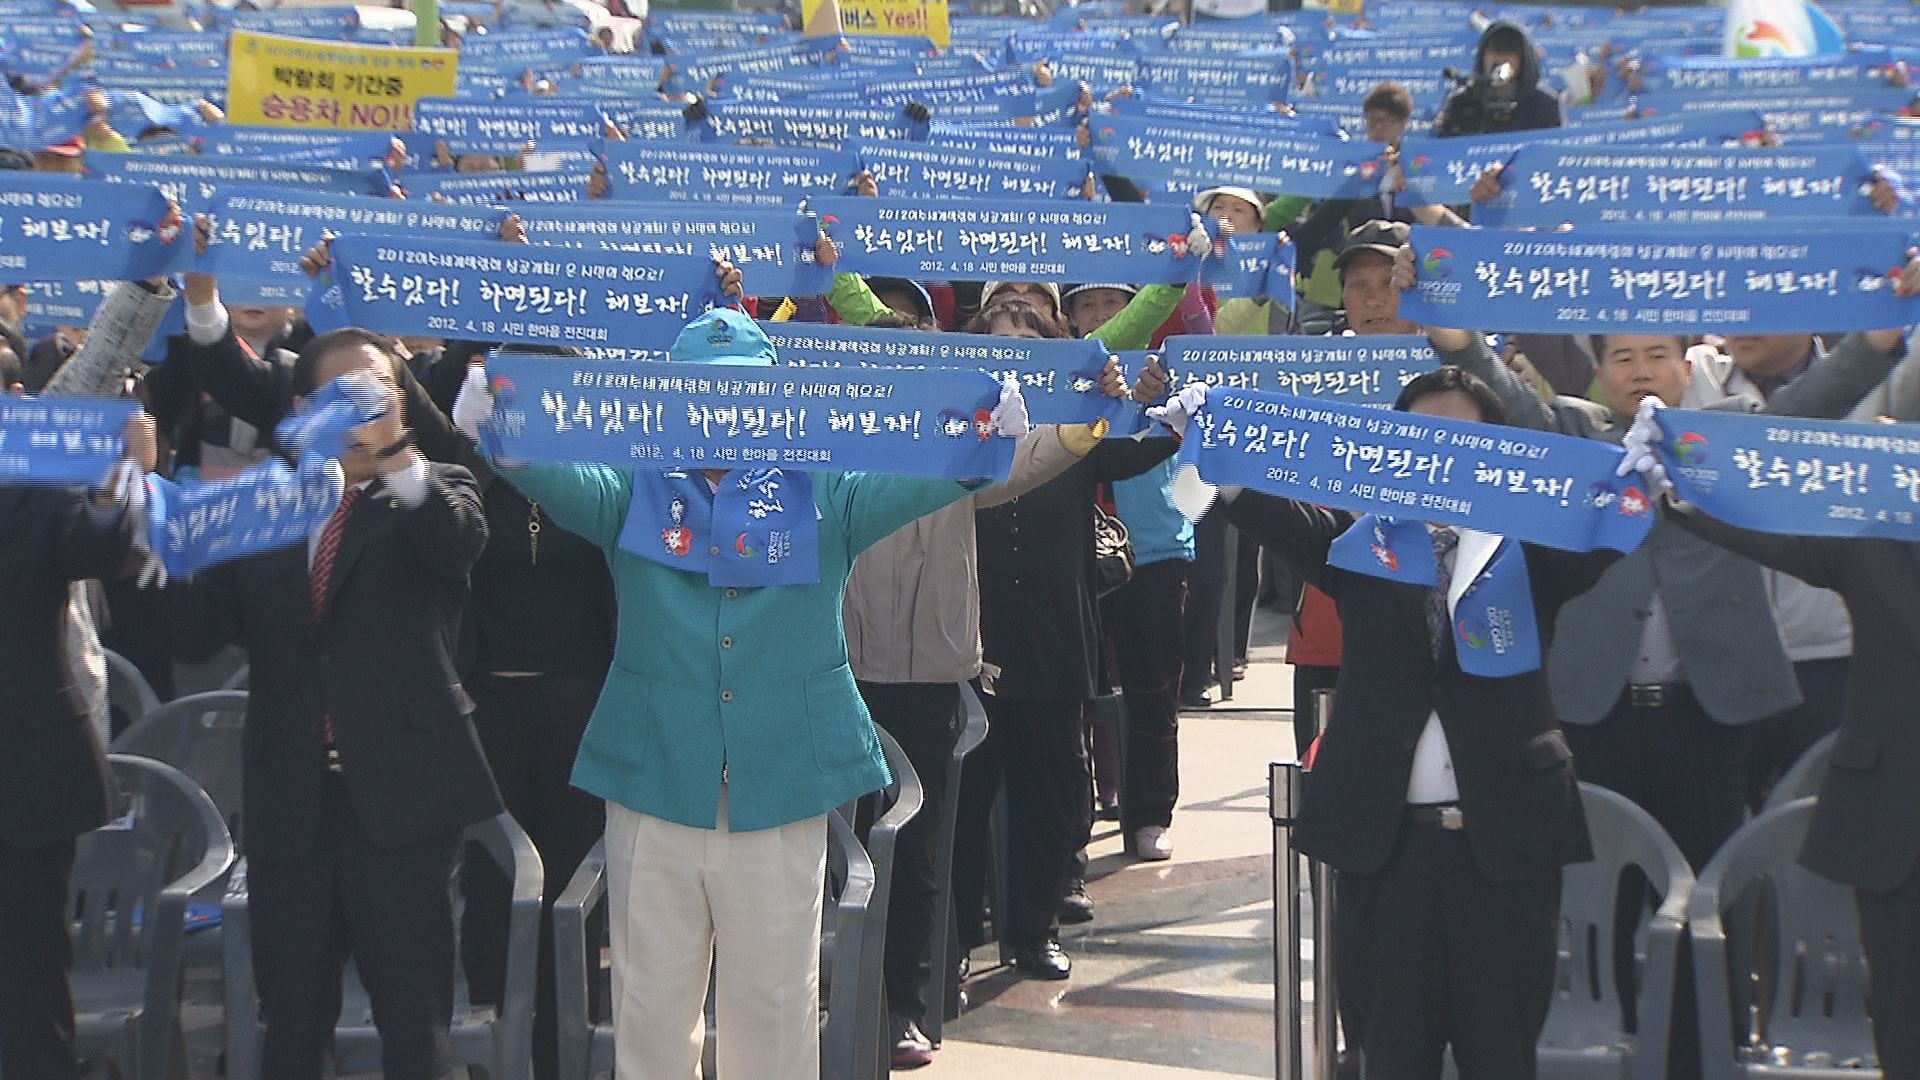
[225,30,459,131]
[803,0,949,48]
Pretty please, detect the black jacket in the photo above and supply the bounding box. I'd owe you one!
[1436,20,1564,137]
[1225,492,1616,882]
[0,487,141,847]
[1673,510,1920,893]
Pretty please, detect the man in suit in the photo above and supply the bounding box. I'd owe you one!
[0,417,155,1080]
[166,328,500,1080]
[1155,368,1617,1079]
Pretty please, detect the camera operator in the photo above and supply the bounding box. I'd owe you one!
[1436,21,1562,137]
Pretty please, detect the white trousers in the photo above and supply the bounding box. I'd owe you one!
[604,790,827,1080]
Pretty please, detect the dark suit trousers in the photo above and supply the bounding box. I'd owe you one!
[1338,822,1560,1080]
[1748,657,1850,811]
[1858,860,1920,1080]
[858,680,963,1022]
[1104,558,1187,833]
[0,838,79,1080]
[953,694,1091,949]
[461,672,606,1080]
[251,774,462,1080]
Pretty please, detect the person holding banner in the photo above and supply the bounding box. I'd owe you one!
[1152,368,1617,1080]
[0,414,155,1080]
[455,306,1032,1080]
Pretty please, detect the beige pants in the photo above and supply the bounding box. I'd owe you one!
[604,790,827,1080]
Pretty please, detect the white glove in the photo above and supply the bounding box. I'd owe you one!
[1146,381,1209,437]
[1616,394,1674,498]
[990,376,1030,438]
[452,364,493,441]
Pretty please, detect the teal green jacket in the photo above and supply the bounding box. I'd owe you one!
[506,464,976,831]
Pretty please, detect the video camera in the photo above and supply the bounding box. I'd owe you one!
[1435,61,1519,137]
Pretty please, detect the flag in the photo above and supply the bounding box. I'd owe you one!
[1724,0,1847,58]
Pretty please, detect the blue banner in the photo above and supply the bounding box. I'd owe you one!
[807,195,1222,284]
[313,234,733,350]
[701,102,930,148]
[483,353,1018,479]
[1084,113,1375,200]
[145,460,343,576]
[1182,389,1656,553]
[1160,334,1438,407]
[414,98,620,151]
[853,138,1090,201]
[758,322,1136,429]
[1637,51,1903,95]
[400,166,596,204]
[927,124,1083,160]
[1606,88,1920,142]
[597,142,857,205]
[1657,408,1920,541]
[508,203,831,299]
[1399,223,1920,335]
[83,151,381,212]
[1131,52,1293,106]
[200,188,504,283]
[1479,145,1885,227]
[0,398,137,485]
[0,175,190,282]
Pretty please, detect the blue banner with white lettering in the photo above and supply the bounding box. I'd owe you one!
[0,175,190,282]
[598,142,857,205]
[1132,52,1292,106]
[0,398,136,485]
[1399,223,1920,335]
[145,460,343,576]
[482,354,1018,480]
[1479,145,1886,227]
[808,195,1220,285]
[312,235,732,350]
[400,166,595,205]
[200,187,505,283]
[854,139,1090,201]
[83,150,382,212]
[1084,114,1375,200]
[414,98,624,152]
[702,102,931,148]
[1656,408,1920,541]
[1182,389,1657,552]
[758,322,1135,429]
[1160,334,1438,407]
[508,203,831,300]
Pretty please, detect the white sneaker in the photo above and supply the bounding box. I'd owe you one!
[1133,826,1173,861]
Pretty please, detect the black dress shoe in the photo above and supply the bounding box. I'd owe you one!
[1178,688,1212,710]
[1057,879,1094,924]
[1013,938,1072,980]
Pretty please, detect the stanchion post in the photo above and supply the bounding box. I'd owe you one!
[1269,761,1305,1080]
[1309,689,1339,1080]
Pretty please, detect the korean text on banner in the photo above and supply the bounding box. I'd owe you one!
[225,30,460,131]
[804,0,950,47]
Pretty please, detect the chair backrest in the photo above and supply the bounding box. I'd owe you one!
[105,648,162,736]
[220,664,251,691]
[1691,798,1877,1073]
[821,809,876,1080]
[1763,732,1837,813]
[71,755,234,973]
[112,690,249,851]
[1545,784,1696,1063]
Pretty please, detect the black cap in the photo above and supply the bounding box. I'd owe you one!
[1334,220,1411,271]
[0,148,32,171]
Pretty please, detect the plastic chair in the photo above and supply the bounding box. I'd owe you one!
[553,811,877,1080]
[1763,732,1838,813]
[843,725,925,1078]
[105,648,162,735]
[925,684,989,1045]
[223,812,544,1080]
[1534,784,1695,1080]
[111,690,248,851]
[1690,798,1879,1080]
[219,664,251,692]
[71,754,236,1080]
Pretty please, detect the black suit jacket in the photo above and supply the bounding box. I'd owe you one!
[0,487,141,847]
[1225,493,1617,883]
[1673,509,1920,893]
[165,463,502,860]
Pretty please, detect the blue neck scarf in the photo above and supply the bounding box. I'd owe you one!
[617,468,821,587]
[1327,515,1542,677]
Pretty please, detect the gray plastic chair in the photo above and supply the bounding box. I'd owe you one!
[925,684,989,1046]
[1535,784,1695,1080]
[1763,732,1838,813]
[223,812,544,1080]
[71,754,236,1080]
[219,663,251,692]
[105,647,162,735]
[1690,798,1879,1080]
[553,810,876,1080]
[111,690,249,852]
[844,725,926,1078]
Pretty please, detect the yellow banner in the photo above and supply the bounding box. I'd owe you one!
[804,0,950,47]
[225,30,459,131]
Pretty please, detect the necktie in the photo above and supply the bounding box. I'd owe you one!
[1427,526,1459,661]
[310,487,362,765]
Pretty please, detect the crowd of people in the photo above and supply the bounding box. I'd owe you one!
[3,2,1920,1080]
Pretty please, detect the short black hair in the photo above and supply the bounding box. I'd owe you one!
[1588,332,1692,361]
[1393,366,1506,425]
[1361,82,1413,121]
[293,327,404,396]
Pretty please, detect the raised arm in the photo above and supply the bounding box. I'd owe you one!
[1768,332,1910,420]
[1219,490,1348,595]
[1662,501,1846,592]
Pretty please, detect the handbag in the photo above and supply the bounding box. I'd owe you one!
[1093,503,1136,598]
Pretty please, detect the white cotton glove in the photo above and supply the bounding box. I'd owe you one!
[452,364,493,441]
[1146,381,1209,437]
[1616,394,1674,499]
[990,376,1030,438]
